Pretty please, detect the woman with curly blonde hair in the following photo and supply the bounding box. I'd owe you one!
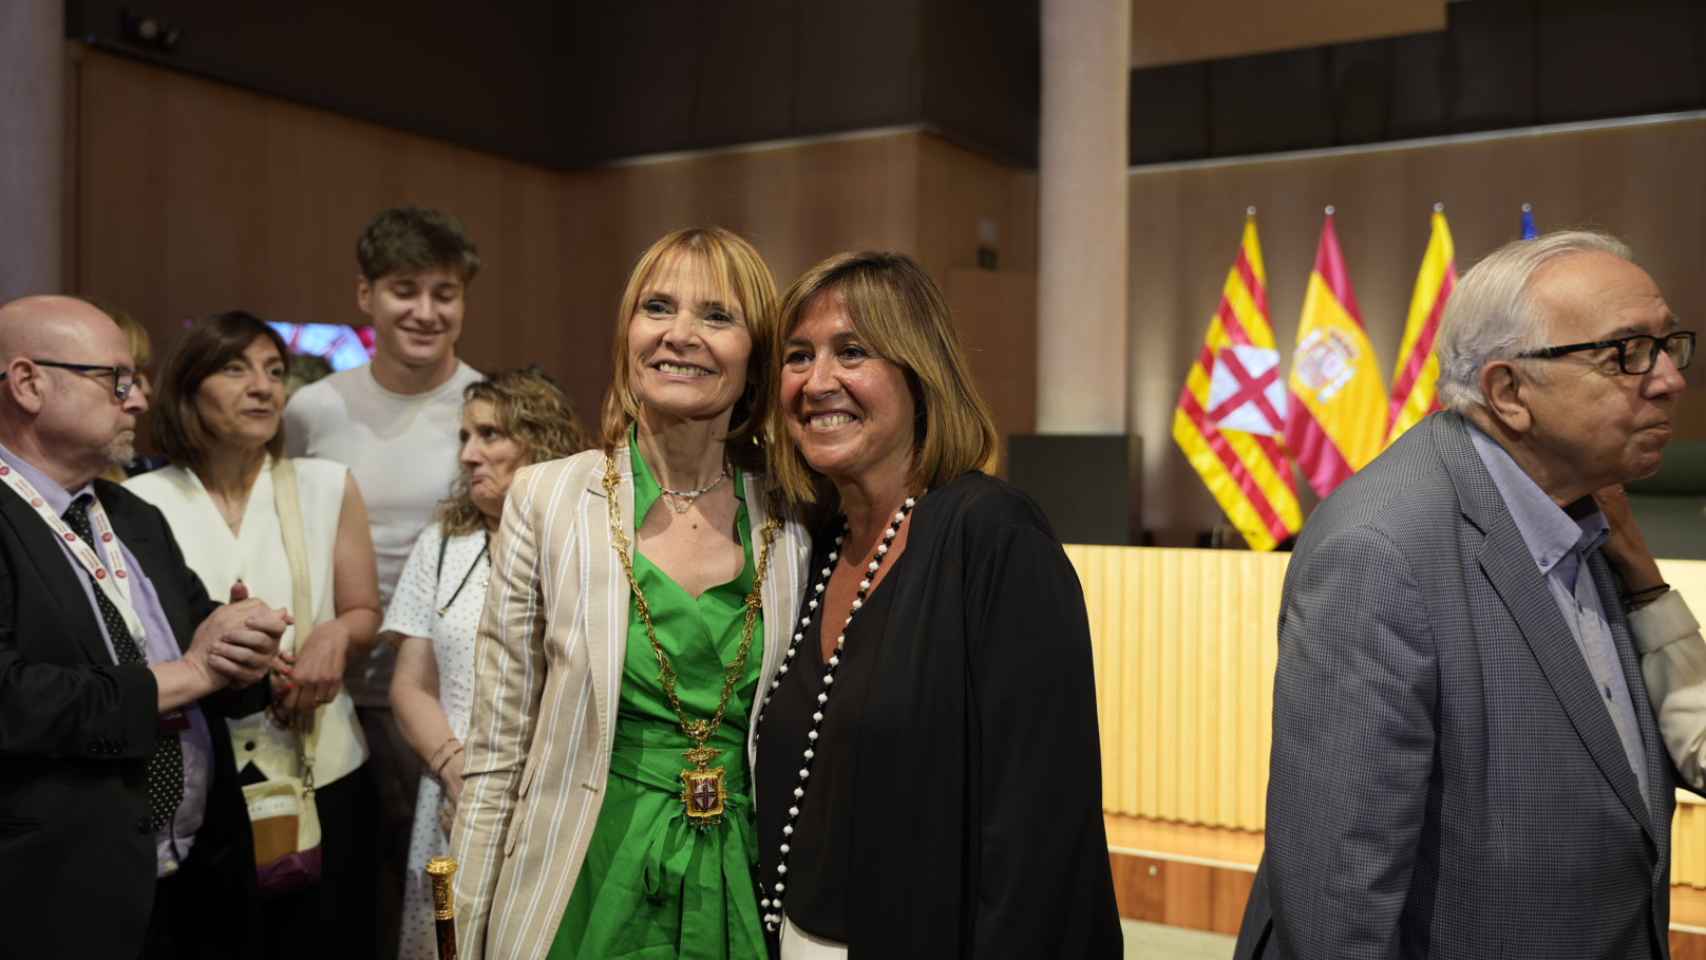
[385,368,588,960]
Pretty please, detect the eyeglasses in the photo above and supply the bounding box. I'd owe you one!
[0,360,139,401]
[1515,330,1694,375]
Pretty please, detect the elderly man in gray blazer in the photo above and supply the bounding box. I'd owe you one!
[1236,230,1696,959]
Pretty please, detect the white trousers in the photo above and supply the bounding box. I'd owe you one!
[780,915,849,960]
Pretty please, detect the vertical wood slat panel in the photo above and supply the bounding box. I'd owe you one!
[1677,799,1706,888]
[1068,545,1706,888]
[1066,545,1287,831]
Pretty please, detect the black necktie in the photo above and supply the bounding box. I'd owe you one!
[63,494,184,831]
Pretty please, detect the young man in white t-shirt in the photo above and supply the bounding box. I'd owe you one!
[284,207,483,955]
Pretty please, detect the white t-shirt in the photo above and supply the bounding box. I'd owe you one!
[284,360,483,704]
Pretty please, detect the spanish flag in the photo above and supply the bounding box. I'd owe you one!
[1385,205,1457,446]
[1284,208,1387,499]
[1172,211,1301,551]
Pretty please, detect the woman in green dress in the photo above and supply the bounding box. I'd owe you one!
[449,227,811,960]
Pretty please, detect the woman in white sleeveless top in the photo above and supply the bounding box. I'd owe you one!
[385,368,589,960]
[126,311,382,957]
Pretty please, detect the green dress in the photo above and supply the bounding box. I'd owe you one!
[548,441,767,959]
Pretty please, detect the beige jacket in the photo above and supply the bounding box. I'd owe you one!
[449,447,810,959]
[1633,589,1706,790]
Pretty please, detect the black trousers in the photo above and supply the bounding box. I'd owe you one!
[359,704,423,959]
[140,842,261,960]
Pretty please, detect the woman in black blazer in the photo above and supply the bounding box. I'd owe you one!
[753,252,1121,958]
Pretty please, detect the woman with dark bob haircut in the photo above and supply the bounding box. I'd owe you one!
[754,252,1121,957]
[127,310,384,956]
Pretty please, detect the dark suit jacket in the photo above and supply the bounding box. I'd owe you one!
[759,472,1123,958]
[0,477,263,959]
[1235,412,1678,960]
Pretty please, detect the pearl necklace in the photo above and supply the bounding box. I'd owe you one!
[755,494,920,934]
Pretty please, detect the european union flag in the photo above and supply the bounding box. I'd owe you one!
[1520,203,1538,240]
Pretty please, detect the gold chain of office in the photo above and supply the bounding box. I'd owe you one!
[602,452,781,829]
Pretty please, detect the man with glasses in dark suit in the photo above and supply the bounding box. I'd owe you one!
[0,295,290,959]
[1237,231,1694,959]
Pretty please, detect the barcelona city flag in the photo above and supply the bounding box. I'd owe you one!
[1284,207,1388,499]
[1385,204,1457,445]
[1172,211,1302,551]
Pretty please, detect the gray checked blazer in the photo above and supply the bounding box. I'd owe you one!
[1235,412,1679,960]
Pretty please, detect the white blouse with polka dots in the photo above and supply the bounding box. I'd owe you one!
[383,521,490,960]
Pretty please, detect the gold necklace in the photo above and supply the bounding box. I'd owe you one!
[602,452,781,829]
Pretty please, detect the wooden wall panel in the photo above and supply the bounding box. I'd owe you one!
[71,50,1035,451]
[1673,929,1706,960]
[74,47,578,406]
[1109,852,1253,935]
[944,269,1038,457]
[80,45,1706,555]
[534,134,929,430]
[1112,848,1706,946]
[915,133,1038,281]
[1131,0,1445,68]
[916,138,1041,454]
[1132,118,1706,544]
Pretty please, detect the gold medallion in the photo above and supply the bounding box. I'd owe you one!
[681,765,728,826]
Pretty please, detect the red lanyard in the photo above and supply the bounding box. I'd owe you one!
[0,459,147,644]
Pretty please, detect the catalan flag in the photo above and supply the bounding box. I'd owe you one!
[1172,211,1301,551]
[1385,205,1457,445]
[1284,207,1388,499]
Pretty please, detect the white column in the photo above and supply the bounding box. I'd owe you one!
[0,0,64,299]
[1036,0,1129,433]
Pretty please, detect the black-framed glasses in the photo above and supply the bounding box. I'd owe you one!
[0,360,139,401]
[1514,330,1694,375]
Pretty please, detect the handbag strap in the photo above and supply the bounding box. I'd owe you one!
[271,457,321,786]
[436,525,450,586]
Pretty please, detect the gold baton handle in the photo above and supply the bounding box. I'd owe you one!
[426,857,459,960]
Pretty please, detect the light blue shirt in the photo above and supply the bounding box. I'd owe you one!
[0,442,214,876]
[1469,426,1648,802]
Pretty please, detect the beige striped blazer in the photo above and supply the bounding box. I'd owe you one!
[449,446,810,959]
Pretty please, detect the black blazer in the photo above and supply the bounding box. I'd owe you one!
[1236,413,1677,960]
[0,477,263,959]
[762,472,1122,957]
